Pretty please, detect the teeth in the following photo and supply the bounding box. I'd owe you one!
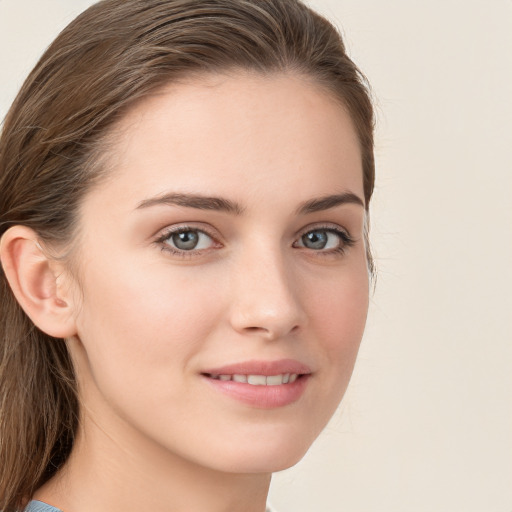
[247,375,267,385]
[210,373,299,385]
[266,375,284,386]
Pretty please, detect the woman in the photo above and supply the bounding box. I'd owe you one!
[0,1,375,511]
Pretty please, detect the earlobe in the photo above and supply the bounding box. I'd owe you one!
[0,226,77,339]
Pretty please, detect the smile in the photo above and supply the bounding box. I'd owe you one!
[206,373,299,385]
[202,360,311,408]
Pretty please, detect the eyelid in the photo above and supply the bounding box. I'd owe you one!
[154,223,222,255]
[293,223,356,253]
[295,222,353,240]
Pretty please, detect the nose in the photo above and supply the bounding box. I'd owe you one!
[228,246,305,341]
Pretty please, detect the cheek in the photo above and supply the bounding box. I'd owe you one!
[306,263,369,383]
[72,257,222,392]
[310,265,368,338]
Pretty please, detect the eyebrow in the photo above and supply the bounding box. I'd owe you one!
[136,193,245,215]
[136,191,364,215]
[296,192,365,214]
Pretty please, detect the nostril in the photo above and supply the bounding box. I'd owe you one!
[243,326,274,336]
[241,324,300,340]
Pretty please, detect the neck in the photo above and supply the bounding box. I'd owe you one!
[34,413,271,512]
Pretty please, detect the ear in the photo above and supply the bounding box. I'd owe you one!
[0,226,77,338]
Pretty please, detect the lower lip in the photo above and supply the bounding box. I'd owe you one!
[203,375,310,409]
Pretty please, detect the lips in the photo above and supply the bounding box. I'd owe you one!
[202,358,311,377]
[201,359,311,408]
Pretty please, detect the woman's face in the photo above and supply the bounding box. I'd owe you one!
[66,72,369,473]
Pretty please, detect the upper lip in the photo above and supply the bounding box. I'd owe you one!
[202,359,312,376]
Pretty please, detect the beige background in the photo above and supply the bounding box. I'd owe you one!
[1,1,511,511]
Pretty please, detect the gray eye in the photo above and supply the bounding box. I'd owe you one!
[301,230,329,249]
[298,229,345,251]
[167,229,213,251]
[170,230,204,250]
[160,228,216,254]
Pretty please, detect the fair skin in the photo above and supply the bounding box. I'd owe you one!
[1,72,368,512]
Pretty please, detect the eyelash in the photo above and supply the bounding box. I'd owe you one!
[155,224,355,258]
[155,225,220,258]
[293,225,355,256]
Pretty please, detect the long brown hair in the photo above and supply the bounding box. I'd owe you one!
[0,1,375,510]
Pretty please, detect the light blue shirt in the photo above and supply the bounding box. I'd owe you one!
[25,500,276,511]
[25,502,62,512]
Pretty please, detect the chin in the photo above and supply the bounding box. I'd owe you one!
[219,450,308,475]
[203,424,319,475]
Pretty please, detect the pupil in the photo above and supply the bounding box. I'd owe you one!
[303,231,327,249]
[172,231,199,250]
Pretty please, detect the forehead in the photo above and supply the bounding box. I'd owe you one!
[91,71,363,213]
